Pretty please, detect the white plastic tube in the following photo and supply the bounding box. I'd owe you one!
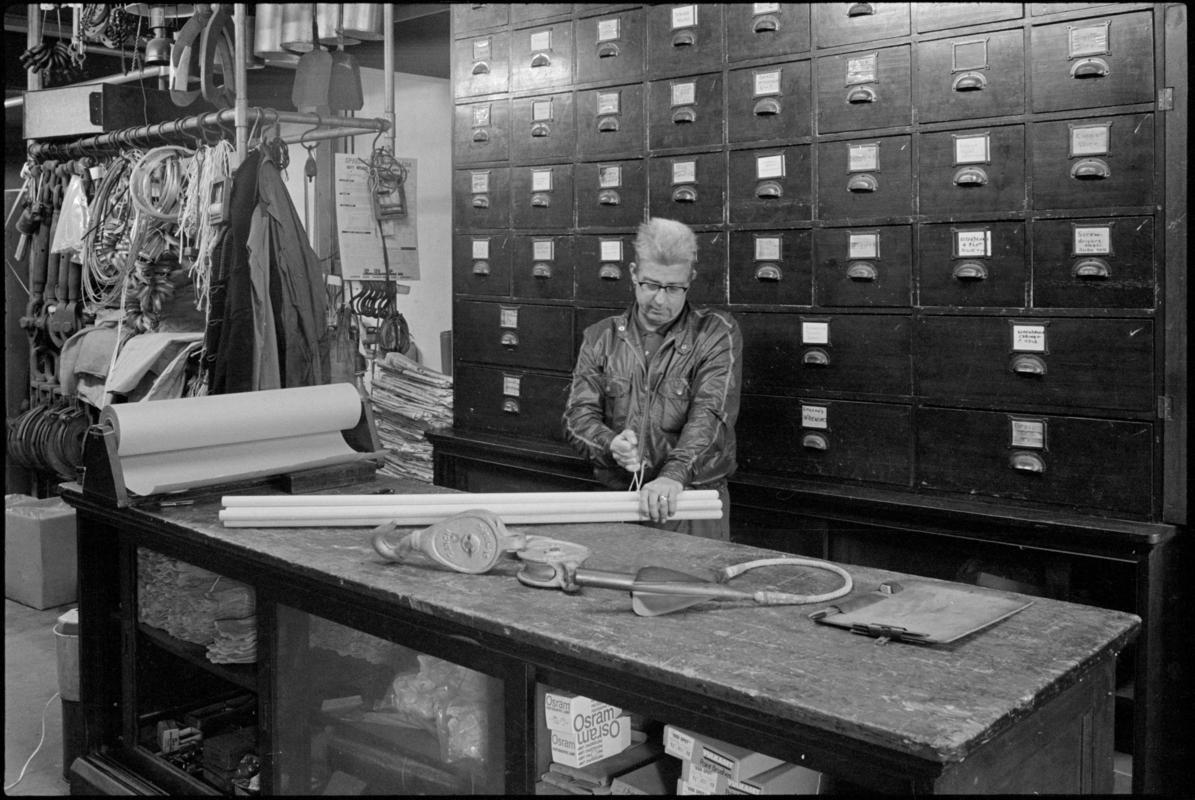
[221,489,721,507]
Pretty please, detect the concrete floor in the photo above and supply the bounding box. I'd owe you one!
[5,599,71,796]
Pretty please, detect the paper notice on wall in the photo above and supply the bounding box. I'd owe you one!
[334,153,419,281]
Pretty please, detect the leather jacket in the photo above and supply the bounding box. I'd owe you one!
[563,303,742,490]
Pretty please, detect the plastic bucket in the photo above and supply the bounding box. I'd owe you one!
[53,622,80,702]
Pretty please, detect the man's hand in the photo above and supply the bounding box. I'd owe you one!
[610,429,642,472]
[639,476,684,522]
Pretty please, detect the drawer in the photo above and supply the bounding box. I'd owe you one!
[648,73,725,151]
[816,45,912,134]
[511,164,574,230]
[510,4,571,26]
[726,3,811,61]
[575,306,624,352]
[728,229,813,307]
[813,225,911,307]
[914,316,1154,412]
[916,29,1026,123]
[812,2,911,47]
[914,2,1023,32]
[575,84,645,160]
[727,60,812,144]
[1030,114,1154,210]
[510,21,574,93]
[917,221,1027,308]
[1031,216,1155,309]
[511,92,577,164]
[511,234,574,301]
[648,152,726,227]
[1030,3,1122,15]
[916,407,1153,517]
[575,234,637,307]
[728,145,812,225]
[454,300,576,372]
[687,231,728,306]
[453,364,572,443]
[453,233,513,297]
[739,395,912,485]
[739,312,913,398]
[451,4,508,36]
[453,33,510,98]
[1030,10,1155,113]
[575,8,646,85]
[575,159,648,229]
[817,135,913,221]
[453,167,510,230]
[918,125,1027,216]
[646,3,724,78]
[453,99,510,164]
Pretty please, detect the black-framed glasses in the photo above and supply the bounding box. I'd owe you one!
[634,280,690,297]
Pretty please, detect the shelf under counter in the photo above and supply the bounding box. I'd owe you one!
[136,623,258,693]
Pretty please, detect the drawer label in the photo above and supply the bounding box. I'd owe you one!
[754,235,781,262]
[801,405,828,430]
[672,160,697,184]
[801,320,830,345]
[472,38,490,61]
[756,154,785,180]
[530,29,552,52]
[598,165,622,189]
[503,374,522,397]
[952,39,989,72]
[753,3,781,14]
[954,133,990,165]
[532,99,554,121]
[848,143,879,173]
[1010,417,1046,450]
[471,104,491,128]
[1073,225,1112,255]
[955,229,991,258]
[671,4,697,29]
[849,232,879,260]
[597,91,621,116]
[597,18,621,43]
[533,239,554,261]
[500,307,519,328]
[1070,123,1110,157]
[753,69,782,97]
[470,171,490,194]
[671,81,697,107]
[531,168,553,193]
[846,53,878,85]
[1011,323,1047,353]
[471,238,490,260]
[600,239,623,262]
[1068,21,1110,58]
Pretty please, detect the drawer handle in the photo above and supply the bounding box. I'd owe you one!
[952,71,988,92]
[471,61,490,76]
[530,52,551,69]
[472,129,489,143]
[597,42,620,59]
[472,195,490,209]
[952,261,988,281]
[755,180,783,199]
[1073,258,1111,279]
[1009,451,1046,474]
[846,85,877,104]
[531,193,551,207]
[1070,57,1110,79]
[802,432,829,450]
[846,261,877,281]
[954,166,989,187]
[672,107,696,125]
[802,348,830,366]
[500,331,519,348]
[1071,158,1110,180]
[754,15,780,33]
[532,262,552,278]
[672,185,698,203]
[502,398,521,415]
[1010,354,1046,376]
[597,115,620,132]
[531,122,551,138]
[598,189,621,206]
[599,264,622,280]
[848,2,876,17]
[847,173,878,193]
[753,97,781,116]
[754,263,782,281]
[472,260,491,276]
[672,29,696,48]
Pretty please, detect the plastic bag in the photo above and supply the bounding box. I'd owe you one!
[50,173,90,255]
[376,654,491,767]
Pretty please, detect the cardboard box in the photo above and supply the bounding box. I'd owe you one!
[544,689,621,732]
[5,495,78,609]
[680,755,828,795]
[550,715,632,768]
[610,757,681,795]
[664,725,784,782]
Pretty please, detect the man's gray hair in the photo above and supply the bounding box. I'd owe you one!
[633,218,698,268]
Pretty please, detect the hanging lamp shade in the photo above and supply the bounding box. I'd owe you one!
[316,4,362,47]
[253,5,300,68]
[282,5,362,52]
[337,4,384,42]
[122,3,194,17]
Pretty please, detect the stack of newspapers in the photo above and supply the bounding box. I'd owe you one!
[369,351,453,484]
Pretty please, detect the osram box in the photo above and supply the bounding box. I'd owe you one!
[550,714,632,768]
[544,690,621,733]
[664,725,784,782]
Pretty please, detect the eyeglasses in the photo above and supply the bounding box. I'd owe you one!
[634,280,690,297]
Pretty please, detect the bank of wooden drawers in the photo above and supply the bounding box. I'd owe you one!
[453,364,572,443]
[454,300,576,372]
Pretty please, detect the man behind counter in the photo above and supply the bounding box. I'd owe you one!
[563,218,742,540]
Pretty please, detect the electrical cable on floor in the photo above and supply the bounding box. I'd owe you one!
[2,690,60,792]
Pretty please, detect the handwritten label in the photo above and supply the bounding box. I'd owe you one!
[1012,324,1047,353]
[470,171,490,194]
[598,165,622,188]
[753,3,781,14]
[753,69,782,97]
[953,39,988,71]
[600,239,623,262]
[848,143,879,172]
[471,104,491,128]
[671,4,697,29]
[1068,22,1109,58]
[471,238,490,260]
[597,91,620,116]
[532,99,553,121]
[529,30,551,52]
[472,38,490,61]
[756,154,785,180]
[1073,226,1112,255]
[1010,418,1045,449]
[754,236,781,262]
[532,239,554,261]
[954,133,990,165]
[503,374,522,397]
[499,307,519,329]
[531,168,553,192]
[848,233,879,260]
[955,229,991,257]
[672,160,697,184]
[671,81,697,107]
[802,405,828,430]
[801,321,830,345]
[1071,124,1109,156]
[597,18,620,42]
[846,53,877,85]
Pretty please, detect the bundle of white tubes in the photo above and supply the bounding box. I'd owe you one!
[218,490,723,528]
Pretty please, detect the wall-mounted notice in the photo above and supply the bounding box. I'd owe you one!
[335,153,419,281]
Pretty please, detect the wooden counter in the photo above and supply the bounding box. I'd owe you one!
[62,478,1139,794]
